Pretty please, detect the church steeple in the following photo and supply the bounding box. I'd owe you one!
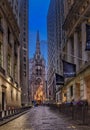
[36,30,41,55]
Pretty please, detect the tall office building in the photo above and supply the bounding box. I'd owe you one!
[19,0,29,106]
[29,31,46,104]
[47,0,64,102]
[0,0,21,111]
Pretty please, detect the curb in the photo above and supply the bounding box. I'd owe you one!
[0,109,30,126]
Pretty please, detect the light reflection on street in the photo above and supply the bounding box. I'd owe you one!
[0,106,89,130]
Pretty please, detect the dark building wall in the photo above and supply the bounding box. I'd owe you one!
[19,0,29,106]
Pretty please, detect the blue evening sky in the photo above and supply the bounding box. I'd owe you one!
[29,0,50,59]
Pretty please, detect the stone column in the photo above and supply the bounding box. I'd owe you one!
[10,34,14,78]
[67,39,72,62]
[73,82,76,101]
[2,18,8,74]
[17,45,20,87]
[80,77,87,100]
[74,31,79,71]
[81,22,88,65]
[67,86,70,102]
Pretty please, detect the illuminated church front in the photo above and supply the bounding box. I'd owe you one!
[29,31,46,104]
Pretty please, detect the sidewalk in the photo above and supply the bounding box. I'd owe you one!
[0,109,30,126]
[0,106,90,130]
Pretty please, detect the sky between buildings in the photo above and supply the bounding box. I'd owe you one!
[29,0,50,61]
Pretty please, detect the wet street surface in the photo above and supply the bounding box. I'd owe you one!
[0,106,90,130]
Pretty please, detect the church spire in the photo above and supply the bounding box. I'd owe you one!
[36,30,41,55]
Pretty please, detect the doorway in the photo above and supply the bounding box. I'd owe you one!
[2,92,5,110]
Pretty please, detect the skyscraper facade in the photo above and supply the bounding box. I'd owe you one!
[29,31,46,104]
[0,0,21,110]
[47,0,64,102]
[19,0,29,106]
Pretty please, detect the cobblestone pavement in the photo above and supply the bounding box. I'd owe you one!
[0,106,90,130]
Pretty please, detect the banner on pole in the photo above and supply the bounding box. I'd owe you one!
[86,24,90,51]
[63,60,76,78]
[55,73,64,85]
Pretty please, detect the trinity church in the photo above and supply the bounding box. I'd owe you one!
[29,31,46,104]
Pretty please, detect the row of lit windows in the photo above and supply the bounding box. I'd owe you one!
[7,54,17,80]
[0,16,17,80]
[0,42,17,79]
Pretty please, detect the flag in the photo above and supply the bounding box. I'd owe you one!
[55,73,64,85]
[63,60,76,78]
[86,24,90,51]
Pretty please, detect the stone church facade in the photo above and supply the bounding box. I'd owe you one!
[29,31,46,104]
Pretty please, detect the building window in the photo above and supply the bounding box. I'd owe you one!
[24,71,26,76]
[24,57,26,62]
[16,91,18,101]
[24,50,26,55]
[0,16,3,34]
[24,44,26,48]
[36,69,38,76]
[24,64,26,70]
[70,86,73,97]
[8,28,10,43]
[23,38,26,42]
[23,32,26,35]
[39,69,42,76]
[14,42,17,57]
[11,88,13,101]
[0,42,3,67]
[14,63,17,80]
[36,69,42,76]
[7,54,11,75]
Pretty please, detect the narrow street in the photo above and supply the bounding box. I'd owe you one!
[0,106,90,130]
